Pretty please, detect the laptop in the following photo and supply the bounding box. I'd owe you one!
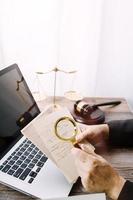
[0,64,72,199]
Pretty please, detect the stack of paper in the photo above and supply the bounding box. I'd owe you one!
[21,107,79,183]
[44,193,106,200]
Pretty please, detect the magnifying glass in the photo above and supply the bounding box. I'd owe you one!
[54,116,78,145]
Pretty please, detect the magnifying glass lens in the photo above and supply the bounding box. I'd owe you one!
[56,119,76,140]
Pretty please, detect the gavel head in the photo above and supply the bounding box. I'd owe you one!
[73,100,105,125]
[74,100,97,119]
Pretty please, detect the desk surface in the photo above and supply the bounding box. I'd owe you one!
[0,97,133,200]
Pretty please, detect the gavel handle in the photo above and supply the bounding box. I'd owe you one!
[93,101,121,108]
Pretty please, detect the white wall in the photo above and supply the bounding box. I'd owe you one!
[0,0,103,97]
[1,0,133,108]
[95,0,133,109]
[58,0,103,96]
[0,0,60,96]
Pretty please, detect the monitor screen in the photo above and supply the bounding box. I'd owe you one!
[0,64,40,158]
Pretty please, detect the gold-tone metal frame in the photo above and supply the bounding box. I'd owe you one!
[54,116,78,143]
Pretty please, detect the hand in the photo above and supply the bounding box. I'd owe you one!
[77,124,109,146]
[71,144,126,200]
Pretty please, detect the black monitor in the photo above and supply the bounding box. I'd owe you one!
[0,64,40,159]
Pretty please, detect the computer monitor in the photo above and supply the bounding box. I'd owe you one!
[0,64,40,158]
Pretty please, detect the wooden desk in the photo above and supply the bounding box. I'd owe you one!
[1,97,133,200]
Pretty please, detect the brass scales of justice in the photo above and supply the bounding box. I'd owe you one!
[35,67,83,111]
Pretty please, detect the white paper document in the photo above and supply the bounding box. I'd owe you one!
[21,107,79,183]
[44,193,106,200]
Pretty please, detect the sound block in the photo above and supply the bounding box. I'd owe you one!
[72,107,105,125]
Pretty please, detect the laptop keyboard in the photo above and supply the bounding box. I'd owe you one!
[0,138,47,184]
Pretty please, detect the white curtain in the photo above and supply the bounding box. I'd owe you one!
[0,0,133,108]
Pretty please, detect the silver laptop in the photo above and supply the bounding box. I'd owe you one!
[0,64,72,199]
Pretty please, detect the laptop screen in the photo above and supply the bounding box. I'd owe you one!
[0,64,40,159]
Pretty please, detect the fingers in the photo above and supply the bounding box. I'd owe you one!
[79,143,106,163]
[76,128,93,142]
[79,142,95,154]
[71,147,96,174]
[71,147,88,162]
[71,147,105,185]
[71,146,107,166]
[71,147,119,197]
[71,147,98,164]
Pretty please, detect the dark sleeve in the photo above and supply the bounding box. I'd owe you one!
[107,119,133,147]
[118,181,133,200]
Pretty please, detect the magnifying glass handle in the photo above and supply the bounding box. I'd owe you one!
[71,137,80,148]
[73,142,81,149]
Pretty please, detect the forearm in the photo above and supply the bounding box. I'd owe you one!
[107,119,133,147]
